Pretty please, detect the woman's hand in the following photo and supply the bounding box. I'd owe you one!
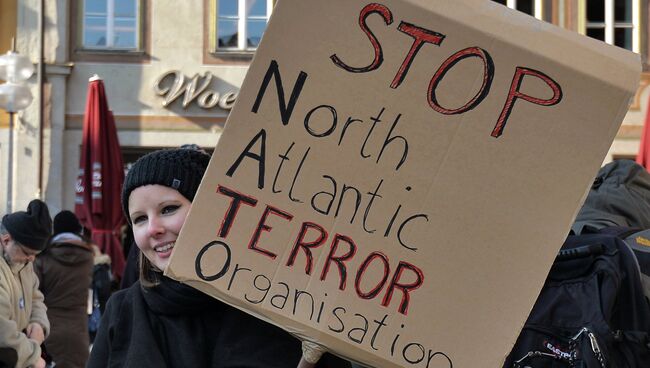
[297,340,326,368]
[297,356,317,368]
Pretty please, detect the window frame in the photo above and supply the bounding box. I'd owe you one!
[70,0,151,63]
[81,0,141,50]
[580,0,641,52]
[208,0,274,58]
[495,0,545,20]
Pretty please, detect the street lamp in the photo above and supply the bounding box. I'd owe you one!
[0,49,35,213]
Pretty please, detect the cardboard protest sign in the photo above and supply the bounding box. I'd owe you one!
[166,0,640,366]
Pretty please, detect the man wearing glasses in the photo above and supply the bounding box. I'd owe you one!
[0,200,52,368]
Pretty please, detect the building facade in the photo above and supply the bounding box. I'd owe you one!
[1,0,649,213]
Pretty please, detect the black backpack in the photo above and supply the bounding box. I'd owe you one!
[503,230,650,368]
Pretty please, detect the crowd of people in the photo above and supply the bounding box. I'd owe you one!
[1,146,649,368]
[0,146,351,368]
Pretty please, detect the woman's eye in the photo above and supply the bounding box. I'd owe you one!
[132,215,147,224]
[161,205,180,215]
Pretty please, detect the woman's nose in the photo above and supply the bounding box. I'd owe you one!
[147,217,165,237]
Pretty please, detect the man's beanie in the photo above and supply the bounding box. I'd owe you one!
[2,199,52,251]
[121,147,211,221]
[53,210,83,236]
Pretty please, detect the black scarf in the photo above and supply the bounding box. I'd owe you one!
[133,276,302,368]
[145,277,221,367]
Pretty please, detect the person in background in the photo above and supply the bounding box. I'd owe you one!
[0,199,52,368]
[34,210,94,368]
[571,159,650,298]
[88,240,112,344]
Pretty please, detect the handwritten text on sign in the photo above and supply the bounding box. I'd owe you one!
[187,2,569,368]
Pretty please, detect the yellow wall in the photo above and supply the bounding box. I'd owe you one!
[0,0,17,127]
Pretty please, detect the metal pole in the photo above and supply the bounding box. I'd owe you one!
[37,0,45,199]
[7,111,14,214]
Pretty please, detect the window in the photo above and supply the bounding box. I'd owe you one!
[82,0,140,50]
[584,0,640,52]
[492,0,544,19]
[71,0,150,62]
[214,0,274,52]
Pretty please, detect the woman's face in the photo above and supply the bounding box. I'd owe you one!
[128,184,191,272]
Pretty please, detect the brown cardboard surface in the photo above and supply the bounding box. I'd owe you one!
[166,0,641,367]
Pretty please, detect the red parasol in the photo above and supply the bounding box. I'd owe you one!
[637,94,650,170]
[75,75,126,280]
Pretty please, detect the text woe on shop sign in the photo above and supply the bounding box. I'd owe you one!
[167,0,640,367]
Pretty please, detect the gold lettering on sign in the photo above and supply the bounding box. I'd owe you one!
[153,70,239,110]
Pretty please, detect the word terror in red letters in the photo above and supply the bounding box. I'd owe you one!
[195,185,424,316]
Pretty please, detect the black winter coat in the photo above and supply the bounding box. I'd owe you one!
[87,276,303,368]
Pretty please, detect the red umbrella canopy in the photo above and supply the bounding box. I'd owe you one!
[638,94,650,171]
[75,78,126,280]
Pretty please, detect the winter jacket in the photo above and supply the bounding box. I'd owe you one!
[87,276,304,368]
[34,233,94,368]
[0,246,50,368]
[87,276,351,368]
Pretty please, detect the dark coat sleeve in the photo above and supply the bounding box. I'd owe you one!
[210,306,303,367]
[317,353,353,368]
[211,306,350,367]
[86,284,169,368]
[86,289,128,368]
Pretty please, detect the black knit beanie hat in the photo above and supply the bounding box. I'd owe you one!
[53,210,83,236]
[2,199,52,251]
[121,147,211,222]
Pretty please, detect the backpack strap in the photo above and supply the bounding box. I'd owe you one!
[589,227,646,281]
[623,229,650,302]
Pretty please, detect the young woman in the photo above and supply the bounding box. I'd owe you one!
[86,147,305,368]
[89,147,351,368]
